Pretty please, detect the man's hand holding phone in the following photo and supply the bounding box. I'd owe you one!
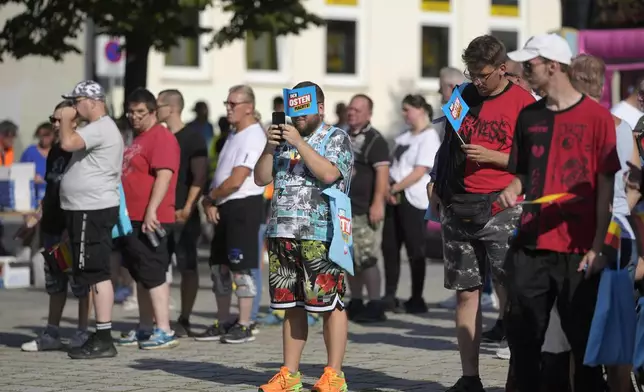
[267,111,286,148]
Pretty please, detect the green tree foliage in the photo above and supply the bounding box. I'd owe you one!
[0,0,324,110]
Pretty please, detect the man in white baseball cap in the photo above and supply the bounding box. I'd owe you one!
[499,33,618,392]
[505,34,573,102]
[507,33,573,65]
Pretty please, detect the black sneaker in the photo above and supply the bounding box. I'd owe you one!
[173,316,194,338]
[193,320,232,342]
[354,301,387,323]
[249,322,260,335]
[381,295,405,313]
[68,333,117,360]
[346,299,366,320]
[446,376,485,392]
[404,297,429,314]
[481,320,504,343]
[220,323,256,344]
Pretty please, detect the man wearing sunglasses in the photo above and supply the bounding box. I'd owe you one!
[432,35,535,392]
[500,33,620,392]
[199,85,266,344]
[58,80,123,359]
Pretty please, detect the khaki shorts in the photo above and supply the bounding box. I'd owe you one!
[352,214,382,274]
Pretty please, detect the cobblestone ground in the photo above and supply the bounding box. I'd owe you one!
[0,261,509,392]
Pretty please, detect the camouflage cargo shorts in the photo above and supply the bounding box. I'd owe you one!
[352,214,381,274]
[441,205,521,291]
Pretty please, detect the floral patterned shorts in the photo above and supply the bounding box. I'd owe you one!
[267,238,346,313]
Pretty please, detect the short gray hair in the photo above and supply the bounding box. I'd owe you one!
[439,67,466,85]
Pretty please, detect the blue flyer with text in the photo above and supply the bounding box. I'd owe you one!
[283,86,318,117]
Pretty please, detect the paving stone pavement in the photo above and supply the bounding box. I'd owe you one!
[0,261,509,392]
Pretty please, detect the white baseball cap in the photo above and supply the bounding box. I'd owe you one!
[507,34,573,65]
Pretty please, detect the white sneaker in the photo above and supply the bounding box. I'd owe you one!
[123,296,139,311]
[496,340,511,360]
[481,292,500,311]
[438,294,458,309]
[68,330,88,349]
[21,330,63,352]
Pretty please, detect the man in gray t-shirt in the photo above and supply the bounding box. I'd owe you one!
[58,80,123,360]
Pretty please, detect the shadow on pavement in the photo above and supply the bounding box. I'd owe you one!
[365,317,455,339]
[347,331,498,356]
[257,362,446,391]
[130,358,284,388]
[0,331,35,347]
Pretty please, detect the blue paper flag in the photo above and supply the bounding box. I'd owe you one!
[283,86,318,117]
[441,86,470,133]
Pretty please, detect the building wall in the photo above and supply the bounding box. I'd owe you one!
[0,5,87,156]
[146,0,562,138]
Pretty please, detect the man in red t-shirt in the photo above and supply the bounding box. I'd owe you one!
[499,34,620,392]
[118,88,180,350]
[432,35,535,392]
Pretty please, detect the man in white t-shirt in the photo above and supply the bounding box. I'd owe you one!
[199,85,266,345]
[611,77,644,129]
[58,80,124,359]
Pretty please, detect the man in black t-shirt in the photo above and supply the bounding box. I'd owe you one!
[20,101,90,353]
[345,94,390,323]
[156,90,208,337]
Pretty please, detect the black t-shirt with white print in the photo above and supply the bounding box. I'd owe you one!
[41,142,72,235]
[349,124,390,216]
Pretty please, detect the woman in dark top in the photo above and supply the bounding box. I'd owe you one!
[20,100,91,353]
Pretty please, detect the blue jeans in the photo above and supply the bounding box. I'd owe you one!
[250,224,267,321]
[483,273,493,295]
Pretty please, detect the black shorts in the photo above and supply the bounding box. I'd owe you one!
[118,221,172,289]
[210,195,263,272]
[64,207,118,286]
[168,211,201,272]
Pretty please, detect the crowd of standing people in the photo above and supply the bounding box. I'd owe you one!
[4,30,644,392]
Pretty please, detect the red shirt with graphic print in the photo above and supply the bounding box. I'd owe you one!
[508,96,621,254]
[460,82,536,194]
[122,124,180,223]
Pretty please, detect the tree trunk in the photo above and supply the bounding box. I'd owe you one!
[123,34,151,116]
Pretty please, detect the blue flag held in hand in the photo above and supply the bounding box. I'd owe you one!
[441,84,470,141]
[283,86,318,117]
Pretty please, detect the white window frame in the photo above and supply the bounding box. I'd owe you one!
[488,0,527,49]
[323,2,367,88]
[158,9,213,82]
[417,9,457,93]
[244,33,290,85]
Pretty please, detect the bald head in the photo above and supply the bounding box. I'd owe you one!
[158,89,185,112]
[439,67,466,104]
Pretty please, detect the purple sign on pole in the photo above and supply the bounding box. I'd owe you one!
[105,41,122,63]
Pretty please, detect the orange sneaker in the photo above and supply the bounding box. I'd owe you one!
[312,367,348,392]
[258,366,303,392]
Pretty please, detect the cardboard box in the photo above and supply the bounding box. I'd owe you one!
[0,256,31,289]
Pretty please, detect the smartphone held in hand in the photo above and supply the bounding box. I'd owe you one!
[272,111,286,142]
